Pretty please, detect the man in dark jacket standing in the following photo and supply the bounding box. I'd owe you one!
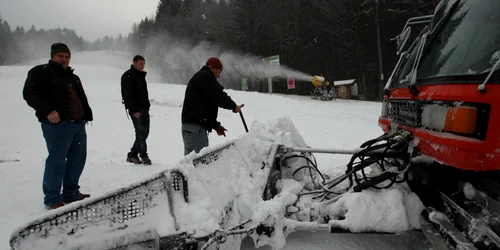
[181,57,241,155]
[121,55,152,165]
[23,43,93,210]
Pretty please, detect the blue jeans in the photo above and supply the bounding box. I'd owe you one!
[129,109,150,158]
[41,120,87,206]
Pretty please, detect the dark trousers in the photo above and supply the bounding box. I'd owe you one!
[129,109,150,158]
[41,120,87,206]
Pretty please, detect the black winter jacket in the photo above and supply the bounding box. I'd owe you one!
[181,66,237,131]
[23,60,93,122]
[121,65,150,114]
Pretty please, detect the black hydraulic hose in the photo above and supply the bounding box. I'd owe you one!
[363,148,411,189]
[300,152,319,186]
[346,141,394,171]
[340,147,376,189]
[292,166,324,188]
[348,134,410,190]
[344,157,379,190]
[312,153,318,167]
[291,132,413,202]
[292,166,345,197]
[301,152,318,168]
[353,172,399,192]
[357,144,393,185]
[284,155,326,183]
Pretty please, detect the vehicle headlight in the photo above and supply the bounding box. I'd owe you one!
[421,104,477,134]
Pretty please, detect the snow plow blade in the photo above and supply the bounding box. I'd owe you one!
[9,168,192,250]
[8,117,288,250]
[9,117,432,250]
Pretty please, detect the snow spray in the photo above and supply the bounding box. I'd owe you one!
[142,33,313,84]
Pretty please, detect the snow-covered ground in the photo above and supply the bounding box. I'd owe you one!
[0,51,423,249]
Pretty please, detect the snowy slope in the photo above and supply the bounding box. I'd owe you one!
[0,51,386,250]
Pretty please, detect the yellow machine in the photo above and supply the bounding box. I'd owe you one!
[311,75,335,101]
[312,75,330,87]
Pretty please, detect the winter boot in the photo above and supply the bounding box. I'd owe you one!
[127,153,141,164]
[141,156,152,165]
[63,193,91,204]
[45,202,64,210]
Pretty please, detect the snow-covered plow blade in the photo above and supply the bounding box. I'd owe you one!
[9,117,432,250]
[9,168,191,250]
[8,117,287,250]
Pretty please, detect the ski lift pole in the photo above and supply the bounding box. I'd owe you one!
[239,104,249,133]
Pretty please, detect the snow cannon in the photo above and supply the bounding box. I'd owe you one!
[312,75,327,87]
[311,75,335,101]
[9,117,432,250]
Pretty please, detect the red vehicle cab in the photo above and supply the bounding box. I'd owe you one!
[379,0,500,172]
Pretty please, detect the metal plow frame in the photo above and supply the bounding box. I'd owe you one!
[9,169,190,250]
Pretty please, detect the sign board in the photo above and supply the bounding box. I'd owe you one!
[262,55,280,78]
[287,77,295,89]
[262,55,280,93]
[241,78,248,91]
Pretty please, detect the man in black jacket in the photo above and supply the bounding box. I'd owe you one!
[121,55,152,165]
[23,43,93,210]
[181,57,241,155]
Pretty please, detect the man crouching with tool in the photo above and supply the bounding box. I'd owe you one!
[181,57,242,155]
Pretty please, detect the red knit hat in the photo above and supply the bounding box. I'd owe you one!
[205,57,223,69]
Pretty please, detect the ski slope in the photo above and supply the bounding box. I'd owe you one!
[0,51,425,249]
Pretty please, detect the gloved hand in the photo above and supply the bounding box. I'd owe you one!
[216,125,227,137]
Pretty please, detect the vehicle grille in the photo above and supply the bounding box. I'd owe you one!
[385,100,422,127]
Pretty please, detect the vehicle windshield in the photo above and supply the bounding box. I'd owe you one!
[429,0,457,31]
[417,0,500,81]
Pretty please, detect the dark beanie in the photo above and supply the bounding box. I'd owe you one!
[50,43,71,58]
[205,57,223,69]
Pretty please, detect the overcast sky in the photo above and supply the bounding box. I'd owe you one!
[0,0,158,41]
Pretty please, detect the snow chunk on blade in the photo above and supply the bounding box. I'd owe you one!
[321,188,424,233]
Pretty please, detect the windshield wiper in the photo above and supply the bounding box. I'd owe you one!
[408,0,461,94]
[478,57,500,93]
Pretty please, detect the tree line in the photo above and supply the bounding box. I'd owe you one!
[127,0,435,100]
[0,14,129,65]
